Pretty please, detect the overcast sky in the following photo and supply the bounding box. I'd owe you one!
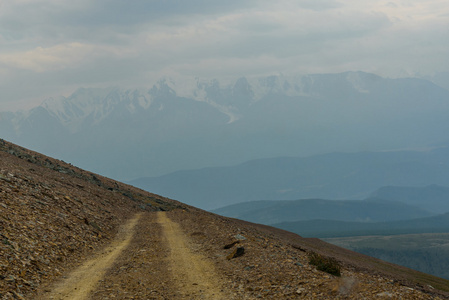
[0,0,448,111]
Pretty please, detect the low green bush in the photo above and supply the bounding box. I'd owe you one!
[308,251,341,276]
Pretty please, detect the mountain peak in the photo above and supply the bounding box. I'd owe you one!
[3,71,449,179]
[28,72,392,127]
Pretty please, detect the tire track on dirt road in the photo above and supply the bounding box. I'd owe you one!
[158,211,228,299]
[39,213,142,300]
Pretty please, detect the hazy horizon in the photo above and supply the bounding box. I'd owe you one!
[1,1,448,111]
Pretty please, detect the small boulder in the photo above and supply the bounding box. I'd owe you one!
[227,247,245,260]
[234,234,246,240]
[224,241,240,249]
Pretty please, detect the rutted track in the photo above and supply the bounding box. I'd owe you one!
[35,209,447,299]
[39,213,142,300]
[158,211,227,299]
[39,211,227,299]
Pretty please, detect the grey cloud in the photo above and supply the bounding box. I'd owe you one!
[185,11,391,61]
[0,0,448,110]
[54,0,257,28]
[297,0,342,11]
[0,0,257,46]
[386,2,398,8]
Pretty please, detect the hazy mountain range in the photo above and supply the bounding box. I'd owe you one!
[131,150,449,209]
[211,184,449,236]
[1,71,449,183]
[210,184,449,279]
[274,212,449,238]
[211,197,434,224]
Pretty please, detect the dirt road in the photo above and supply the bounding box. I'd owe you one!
[158,211,227,299]
[40,213,142,300]
[34,208,445,300]
[39,211,227,299]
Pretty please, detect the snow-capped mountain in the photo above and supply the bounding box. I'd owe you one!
[32,71,385,130]
[1,71,449,180]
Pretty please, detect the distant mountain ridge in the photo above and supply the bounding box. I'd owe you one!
[131,150,449,209]
[211,197,434,224]
[2,71,449,181]
[370,185,449,214]
[210,184,449,229]
[273,212,449,238]
[4,72,388,129]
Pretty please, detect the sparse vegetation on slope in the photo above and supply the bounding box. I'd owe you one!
[308,252,341,277]
[325,233,449,280]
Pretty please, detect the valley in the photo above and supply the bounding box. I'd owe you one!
[212,188,449,280]
[131,150,449,210]
[324,233,449,280]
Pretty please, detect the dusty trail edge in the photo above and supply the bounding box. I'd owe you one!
[40,213,142,300]
[158,211,228,299]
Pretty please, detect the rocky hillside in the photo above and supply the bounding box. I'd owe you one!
[0,139,180,299]
[1,139,449,299]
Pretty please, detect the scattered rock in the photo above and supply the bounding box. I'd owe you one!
[291,244,306,252]
[12,291,25,300]
[377,291,393,297]
[0,174,10,182]
[223,241,239,249]
[234,234,246,240]
[332,276,358,295]
[0,140,180,299]
[227,247,245,260]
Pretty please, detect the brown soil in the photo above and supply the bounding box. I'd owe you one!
[37,213,142,300]
[86,211,230,299]
[36,210,449,299]
[158,211,228,299]
[2,139,449,299]
[165,209,449,299]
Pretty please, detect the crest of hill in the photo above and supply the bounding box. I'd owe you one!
[1,139,449,299]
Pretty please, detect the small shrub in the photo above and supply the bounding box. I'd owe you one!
[308,251,341,276]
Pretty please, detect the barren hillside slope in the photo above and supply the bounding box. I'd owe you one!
[0,139,180,299]
[1,139,449,299]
